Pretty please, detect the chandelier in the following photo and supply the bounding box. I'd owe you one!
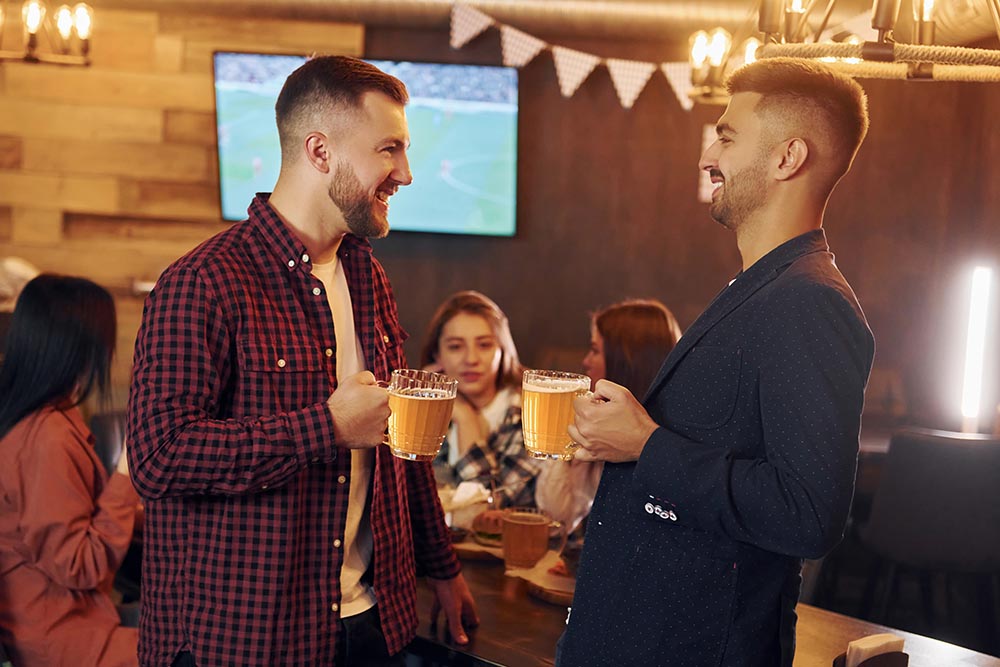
[0,0,94,66]
[689,0,1000,104]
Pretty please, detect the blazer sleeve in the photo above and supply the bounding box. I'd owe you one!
[18,421,138,591]
[633,281,874,559]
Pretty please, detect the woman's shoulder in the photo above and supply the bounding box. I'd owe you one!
[3,406,89,459]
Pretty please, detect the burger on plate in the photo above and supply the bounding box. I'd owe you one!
[471,509,507,547]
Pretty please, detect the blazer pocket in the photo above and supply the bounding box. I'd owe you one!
[664,346,742,430]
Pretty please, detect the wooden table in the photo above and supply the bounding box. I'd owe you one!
[410,557,1000,667]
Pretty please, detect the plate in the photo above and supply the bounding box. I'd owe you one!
[527,580,574,606]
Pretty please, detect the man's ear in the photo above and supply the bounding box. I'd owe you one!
[303,132,331,173]
[773,137,808,181]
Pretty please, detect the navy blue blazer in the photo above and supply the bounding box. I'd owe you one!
[558,230,874,667]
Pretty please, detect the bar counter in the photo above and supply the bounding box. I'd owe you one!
[409,556,1000,667]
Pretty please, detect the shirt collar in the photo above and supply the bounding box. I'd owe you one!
[247,193,373,273]
[734,228,829,284]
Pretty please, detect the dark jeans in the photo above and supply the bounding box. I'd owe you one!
[169,605,403,667]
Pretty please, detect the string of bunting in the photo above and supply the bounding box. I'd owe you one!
[450,3,694,110]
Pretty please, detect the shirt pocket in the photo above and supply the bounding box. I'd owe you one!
[664,346,742,430]
[371,317,408,377]
[236,338,329,413]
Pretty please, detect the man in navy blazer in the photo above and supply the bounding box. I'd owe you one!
[559,59,875,666]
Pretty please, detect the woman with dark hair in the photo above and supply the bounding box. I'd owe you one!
[537,299,681,540]
[0,275,139,667]
[419,290,540,507]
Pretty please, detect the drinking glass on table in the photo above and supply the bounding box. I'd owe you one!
[385,369,458,461]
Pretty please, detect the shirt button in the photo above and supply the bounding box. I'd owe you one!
[331,603,339,612]
[262,484,268,490]
[338,475,347,484]
[333,539,342,548]
[277,358,286,368]
[287,259,295,268]
[302,253,310,263]
[313,287,322,296]
[382,335,390,343]
[312,457,320,463]
[325,348,334,357]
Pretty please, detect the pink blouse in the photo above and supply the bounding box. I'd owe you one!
[0,406,139,667]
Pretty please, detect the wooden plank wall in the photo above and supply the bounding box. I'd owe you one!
[0,9,364,408]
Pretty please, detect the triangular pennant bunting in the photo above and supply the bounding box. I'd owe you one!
[661,61,695,111]
[606,58,656,109]
[450,4,494,49]
[449,5,702,112]
[551,46,601,98]
[500,25,548,68]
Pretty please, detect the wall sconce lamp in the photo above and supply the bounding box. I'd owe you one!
[0,0,93,65]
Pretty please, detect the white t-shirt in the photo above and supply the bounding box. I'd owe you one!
[311,248,376,618]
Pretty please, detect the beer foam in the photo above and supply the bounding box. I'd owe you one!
[392,387,453,399]
[524,378,588,393]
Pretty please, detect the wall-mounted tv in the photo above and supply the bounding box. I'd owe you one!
[212,52,519,237]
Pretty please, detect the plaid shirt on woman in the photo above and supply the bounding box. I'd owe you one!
[127,195,459,667]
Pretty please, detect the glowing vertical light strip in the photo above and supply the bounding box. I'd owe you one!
[961,266,992,427]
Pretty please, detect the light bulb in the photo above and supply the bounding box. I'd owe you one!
[690,31,710,69]
[55,4,73,41]
[707,28,732,68]
[73,3,92,40]
[21,0,45,35]
[913,0,935,22]
[743,37,762,65]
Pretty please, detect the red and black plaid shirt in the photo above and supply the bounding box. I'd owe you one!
[127,195,459,667]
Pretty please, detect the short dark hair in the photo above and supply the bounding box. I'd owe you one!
[0,275,116,439]
[726,58,869,182]
[594,299,681,398]
[275,56,408,162]
[419,291,523,391]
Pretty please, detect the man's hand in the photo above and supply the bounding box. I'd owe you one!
[326,371,390,449]
[428,573,479,645]
[569,379,658,464]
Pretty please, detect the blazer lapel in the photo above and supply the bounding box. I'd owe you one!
[642,229,830,404]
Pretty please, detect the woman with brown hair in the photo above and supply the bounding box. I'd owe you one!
[419,290,540,507]
[537,298,681,537]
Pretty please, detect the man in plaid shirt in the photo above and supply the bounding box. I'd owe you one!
[127,56,477,667]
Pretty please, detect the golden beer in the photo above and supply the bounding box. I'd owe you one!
[501,510,550,569]
[386,370,458,461]
[521,370,591,460]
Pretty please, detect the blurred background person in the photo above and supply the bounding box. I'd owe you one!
[536,298,682,551]
[0,275,139,667]
[420,290,540,508]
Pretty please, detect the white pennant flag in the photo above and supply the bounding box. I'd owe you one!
[500,25,547,68]
[661,61,695,111]
[606,58,656,109]
[450,4,494,50]
[551,46,601,98]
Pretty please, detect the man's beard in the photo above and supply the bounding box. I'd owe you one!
[328,161,389,239]
[709,153,768,231]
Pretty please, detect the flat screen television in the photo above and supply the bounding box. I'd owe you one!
[212,52,519,237]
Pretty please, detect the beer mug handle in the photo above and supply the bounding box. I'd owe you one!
[377,380,391,446]
[561,390,596,461]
